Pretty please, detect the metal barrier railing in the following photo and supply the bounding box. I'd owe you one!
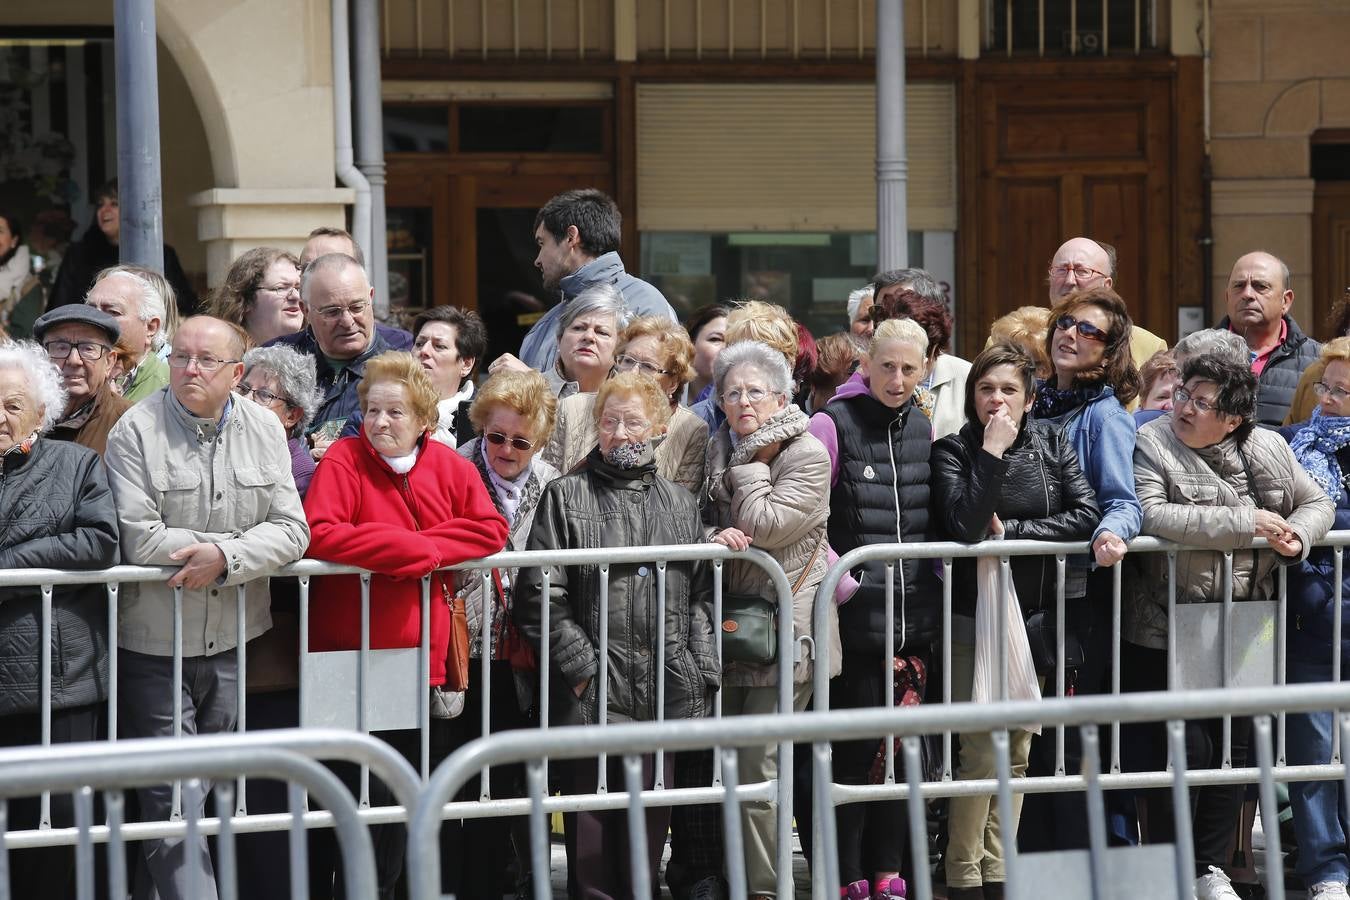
[0,729,393,900]
[409,681,1350,900]
[0,543,801,889]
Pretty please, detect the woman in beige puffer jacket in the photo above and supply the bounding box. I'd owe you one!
[699,339,833,899]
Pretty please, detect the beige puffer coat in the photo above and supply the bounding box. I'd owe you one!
[543,392,708,494]
[1125,416,1335,650]
[703,405,839,687]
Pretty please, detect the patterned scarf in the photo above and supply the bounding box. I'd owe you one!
[1291,408,1350,499]
[869,655,928,784]
[913,384,935,420]
[1032,379,1100,420]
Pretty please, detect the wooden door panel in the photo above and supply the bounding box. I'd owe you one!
[1082,175,1147,300]
[1314,182,1350,338]
[997,104,1149,162]
[997,179,1065,311]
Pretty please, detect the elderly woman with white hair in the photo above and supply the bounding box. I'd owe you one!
[235,345,322,497]
[544,283,629,398]
[0,339,120,894]
[698,338,832,899]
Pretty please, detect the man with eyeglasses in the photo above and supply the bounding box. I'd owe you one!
[268,252,412,457]
[85,264,171,402]
[103,315,309,900]
[1216,250,1321,427]
[1047,237,1168,378]
[32,304,131,456]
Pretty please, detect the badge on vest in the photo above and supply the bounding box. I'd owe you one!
[863,465,876,480]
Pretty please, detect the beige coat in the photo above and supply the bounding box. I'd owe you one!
[544,392,708,494]
[703,405,839,687]
[1125,416,1334,650]
[105,390,311,657]
[927,353,972,441]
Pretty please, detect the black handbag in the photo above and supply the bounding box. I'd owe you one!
[720,536,824,665]
[1023,609,1084,676]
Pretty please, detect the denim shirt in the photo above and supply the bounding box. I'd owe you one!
[1048,385,1143,544]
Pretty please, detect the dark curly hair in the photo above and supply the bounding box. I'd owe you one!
[1180,353,1258,444]
[964,341,1039,428]
[1044,286,1140,406]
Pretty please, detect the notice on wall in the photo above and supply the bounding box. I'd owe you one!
[645,234,712,275]
[1178,306,1205,341]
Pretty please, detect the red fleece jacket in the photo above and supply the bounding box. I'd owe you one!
[303,434,508,685]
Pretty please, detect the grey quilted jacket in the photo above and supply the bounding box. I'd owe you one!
[1125,416,1334,650]
[0,439,120,715]
[514,449,719,726]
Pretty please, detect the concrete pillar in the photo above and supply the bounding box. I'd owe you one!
[876,0,908,271]
[114,0,164,271]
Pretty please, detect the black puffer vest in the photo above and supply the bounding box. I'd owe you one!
[822,394,937,653]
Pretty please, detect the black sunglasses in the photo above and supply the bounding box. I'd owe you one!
[485,432,534,451]
[1054,314,1109,343]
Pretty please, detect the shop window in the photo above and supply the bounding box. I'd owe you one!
[384,105,450,153]
[457,104,606,154]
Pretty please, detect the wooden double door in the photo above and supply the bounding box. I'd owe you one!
[957,59,1204,353]
[386,162,614,366]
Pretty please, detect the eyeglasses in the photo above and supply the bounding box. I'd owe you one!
[1314,382,1350,402]
[168,353,240,373]
[485,432,535,451]
[1054,314,1109,343]
[721,387,779,405]
[43,340,111,362]
[235,384,292,407]
[257,283,300,296]
[613,355,669,377]
[1173,387,1223,416]
[1048,263,1109,282]
[314,300,370,323]
[598,416,652,435]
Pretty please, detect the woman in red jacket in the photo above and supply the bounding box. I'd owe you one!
[303,350,508,898]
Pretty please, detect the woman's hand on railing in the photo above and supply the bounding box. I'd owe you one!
[711,527,752,552]
[1092,530,1129,567]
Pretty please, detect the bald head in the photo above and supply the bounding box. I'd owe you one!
[1048,237,1113,300]
[1226,251,1293,346]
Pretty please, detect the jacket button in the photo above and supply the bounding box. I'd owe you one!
[215,492,223,501]
[210,589,218,596]
[638,566,649,577]
[207,641,214,651]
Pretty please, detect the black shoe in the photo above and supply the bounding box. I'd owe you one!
[690,875,727,900]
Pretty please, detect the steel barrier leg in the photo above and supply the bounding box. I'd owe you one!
[0,799,9,900]
[286,783,309,900]
[525,760,551,900]
[903,737,933,900]
[622,755,652,900]
[720,748,748,900]
[993,730,1017,891]
[1253,716,1286,900]
[74,786,94,900]
[214,783,238,900]
[812,742,840,899]
[1168,721,1196,899]
[106,790,127,900]
[1081,725,1107,900]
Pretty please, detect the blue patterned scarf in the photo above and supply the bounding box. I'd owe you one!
[1032,379,1101,421]
[1291,408,1350,499]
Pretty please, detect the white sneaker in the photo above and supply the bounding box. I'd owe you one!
[1310,882,1350,900]
[1194,866,1241,900]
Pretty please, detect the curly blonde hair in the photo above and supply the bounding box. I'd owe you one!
[469,369,558,447]
[988,306,1053,378]
[724,300,798,366]
[357,352,440,433]
[594,370,674,433]
[617,316,696,387]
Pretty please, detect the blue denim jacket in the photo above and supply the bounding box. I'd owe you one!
[1054,385,1144,544]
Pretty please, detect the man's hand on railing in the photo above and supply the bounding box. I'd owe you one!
[1092,531,1129,567]
[167,543,227,590]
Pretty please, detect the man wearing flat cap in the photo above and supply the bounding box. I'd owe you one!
[33,304,132,456]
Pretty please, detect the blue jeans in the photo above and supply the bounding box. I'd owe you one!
[1288,656,1350,888]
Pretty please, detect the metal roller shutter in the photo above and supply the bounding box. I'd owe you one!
[636,82,956,232]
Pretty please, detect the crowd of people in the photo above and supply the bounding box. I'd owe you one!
[0,185,1348,900]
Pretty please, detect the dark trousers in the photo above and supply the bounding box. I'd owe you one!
[231,689,303,900]
[1122,640,1252,874]
[830,650,928,884]
[1,703,102,900]
[667,749,725,897]
[120,648,238,900]
[563,754,674,900]
[434,660,536,900]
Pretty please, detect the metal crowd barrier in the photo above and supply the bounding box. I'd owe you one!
[811,530,1350,794]
[409,681,1350,900]
[0,543,800,879]
[0,729,397,900]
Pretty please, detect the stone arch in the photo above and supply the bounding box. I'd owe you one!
[1263,79,1321,138]
[154,0,237,187]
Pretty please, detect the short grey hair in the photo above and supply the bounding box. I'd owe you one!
[1173,328,1250,369]
[874,267,944,304]
[846,285,874,324]
[713,340,794,398]
[89,266,171,350]
[556,282,630,341]
[300,252,368,300]
[0,340,68,434]
[241,345,322,439]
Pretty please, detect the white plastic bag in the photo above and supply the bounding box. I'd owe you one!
[971,555,1041,734]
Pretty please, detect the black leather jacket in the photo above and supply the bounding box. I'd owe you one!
[0,439,120,715]
[515,449,719,726]
[930,420,1101,619]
